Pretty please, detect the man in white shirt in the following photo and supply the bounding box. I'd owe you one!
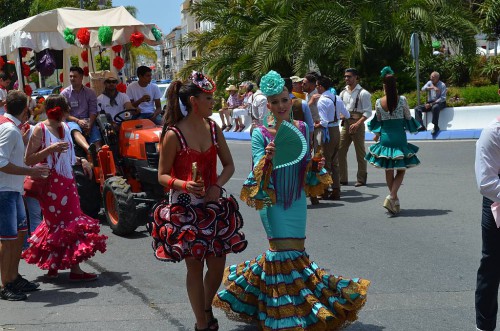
[0,90,49,301]
[0,73,12,115]
[303,73,322,152]
[97,72,135,129]
[313,76,350,201]
[339,68,372,187]
[126,66,162,125]
[250,76,268,129]
[474,77,500,331]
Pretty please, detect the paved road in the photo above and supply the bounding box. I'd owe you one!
[1,139,483,331]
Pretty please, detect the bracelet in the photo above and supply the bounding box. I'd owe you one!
[182,181,188,192]
[168,177,176,189]
[211,184,223,191]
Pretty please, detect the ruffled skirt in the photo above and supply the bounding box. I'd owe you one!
[365,142,420,169]
[214,240,370,330]
[22,172,107,270]
[148,192,248,262]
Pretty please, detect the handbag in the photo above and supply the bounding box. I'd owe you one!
[23,123,57,199]
[23,172,51,199]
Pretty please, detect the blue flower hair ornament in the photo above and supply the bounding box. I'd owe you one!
[190,71,216,93]
[380,66,394,78]
[260,70,285,97]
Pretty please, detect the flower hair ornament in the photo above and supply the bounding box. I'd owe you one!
[260,70,285,97]
[380,66,394,78]
[190,71,216,93]
[46,106,63,121]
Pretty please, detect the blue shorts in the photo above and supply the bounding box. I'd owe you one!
[67,121,101,143]
[0,191,27,240]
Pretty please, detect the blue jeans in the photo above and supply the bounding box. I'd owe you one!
[0,191,27,240]
[23,196,42,249]
[476,196,500,330]
[67,121,101,143]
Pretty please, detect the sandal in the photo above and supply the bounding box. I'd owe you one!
[205,308,219,331]
[194,325,209,331]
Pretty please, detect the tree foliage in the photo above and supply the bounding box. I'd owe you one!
[181,0,480,91]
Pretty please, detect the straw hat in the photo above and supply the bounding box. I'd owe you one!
[225,84,238,91]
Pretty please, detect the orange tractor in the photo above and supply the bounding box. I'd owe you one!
[75,110,165,235]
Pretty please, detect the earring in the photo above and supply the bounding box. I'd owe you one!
[289,107,294,122]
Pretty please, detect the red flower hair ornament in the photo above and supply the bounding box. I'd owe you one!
[190,71,216,93]
[46,106,63,121]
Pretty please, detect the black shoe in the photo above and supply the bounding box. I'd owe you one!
[0,283,28,301]
[417,126,427,132]
[310,196,320,205]
[340,181,347,186]
[12,275,40,292]
[431,126,440,135]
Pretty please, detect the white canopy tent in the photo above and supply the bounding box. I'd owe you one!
[0,6,161,89]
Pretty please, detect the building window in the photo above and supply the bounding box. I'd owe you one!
[192,50,196,58]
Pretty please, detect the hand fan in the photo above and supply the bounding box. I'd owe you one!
[272,121,307,170]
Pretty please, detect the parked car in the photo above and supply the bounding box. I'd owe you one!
[31,86,62,99]
[157,83,170,110]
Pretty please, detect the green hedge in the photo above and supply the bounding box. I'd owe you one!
[370,85,500,108]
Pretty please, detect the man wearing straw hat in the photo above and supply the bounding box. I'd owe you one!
[219,84,241,132]
[97,71,135,130]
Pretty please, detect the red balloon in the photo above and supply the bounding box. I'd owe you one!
[113,56,125,70]
[111,45,122,53]
[116,82,127,93]
[22,63,31,77]
[130,31,145,47]
[24,85,33,96]
[77,28,91,46]
[81,50,89,63]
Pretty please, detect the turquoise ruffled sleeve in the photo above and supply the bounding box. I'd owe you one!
[404,117,422,133]
[367,115,381,134]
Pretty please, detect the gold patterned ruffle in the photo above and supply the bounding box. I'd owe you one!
[304,170,333,198]
[214,252,370,330]
[240,155,276,210]
[269,238,305,251]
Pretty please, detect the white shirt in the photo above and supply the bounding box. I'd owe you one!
[306,89,320,122]
[317,90,350,127]
[340,84,372,119]
[251,90,268,126]
[0,113,26,192]
[126,81,161,115]
[97,92,131,119]
[0,89,7,115]
[475,117,500,202]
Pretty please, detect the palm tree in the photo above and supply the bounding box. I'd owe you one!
[181,0,479,88]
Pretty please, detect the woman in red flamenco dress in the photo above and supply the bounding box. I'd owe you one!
[22,94,107,281]
[149,71,246,331]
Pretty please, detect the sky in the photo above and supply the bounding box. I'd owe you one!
[112,0,184,35]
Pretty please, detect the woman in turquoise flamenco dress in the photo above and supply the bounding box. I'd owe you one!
[365,67,421,215]
[214,71,370,330]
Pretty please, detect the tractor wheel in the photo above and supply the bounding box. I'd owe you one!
[74,165,101,218]
[102,176,138,235]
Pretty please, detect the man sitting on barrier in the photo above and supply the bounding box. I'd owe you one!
[414,71,447,135]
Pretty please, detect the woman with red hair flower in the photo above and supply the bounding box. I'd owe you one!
[22,94,107,281]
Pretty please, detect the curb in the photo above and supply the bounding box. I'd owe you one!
[223,129,483,142]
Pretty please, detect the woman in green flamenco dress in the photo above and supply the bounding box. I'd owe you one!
[214,71,370,330]
[365,67,421,215]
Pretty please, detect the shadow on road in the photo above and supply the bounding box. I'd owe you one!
[346,322,385,330]
[397,208,452,217]
[22,287,98,307]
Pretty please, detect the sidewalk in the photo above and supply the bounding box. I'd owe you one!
[212,104,498,141]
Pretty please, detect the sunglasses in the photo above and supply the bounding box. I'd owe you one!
[105,80,118,84]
